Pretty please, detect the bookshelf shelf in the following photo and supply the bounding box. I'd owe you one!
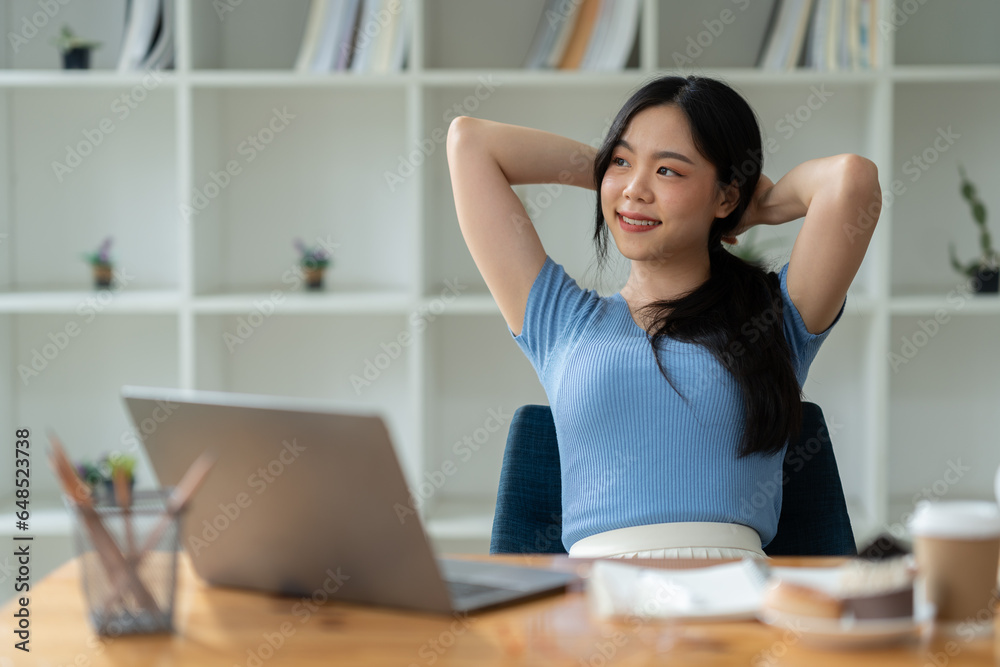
[0,71,179,88]
[187,71,413,88]
[190,290,414,314]
[0,290,182,313]
[2,0,998,561]
[890,65,1000,83]
[890,295,1000,317]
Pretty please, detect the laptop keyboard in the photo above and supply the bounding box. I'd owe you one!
[446,580,508,599]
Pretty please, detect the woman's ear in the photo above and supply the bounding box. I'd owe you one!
[714,179,740,218]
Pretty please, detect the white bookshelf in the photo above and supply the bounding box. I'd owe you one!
[2,0,1000,561]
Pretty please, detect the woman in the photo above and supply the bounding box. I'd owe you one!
[445,75,880,559]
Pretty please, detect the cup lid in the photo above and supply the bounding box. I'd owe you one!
[908,500,1000,538]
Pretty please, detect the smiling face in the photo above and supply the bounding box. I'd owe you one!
[600,104,738,269]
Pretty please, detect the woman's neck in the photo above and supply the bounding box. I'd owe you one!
[619,251,711,310]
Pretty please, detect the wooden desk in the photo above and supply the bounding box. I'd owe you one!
[1,554,997,666]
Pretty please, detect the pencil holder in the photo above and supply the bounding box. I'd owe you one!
[67,488,181,636]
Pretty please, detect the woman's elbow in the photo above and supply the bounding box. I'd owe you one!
[447,115,480,158]
[837,154,882,217]
[837,153,880,193]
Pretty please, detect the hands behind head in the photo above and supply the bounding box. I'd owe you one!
[722,174,775,245]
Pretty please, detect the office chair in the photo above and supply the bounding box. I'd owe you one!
[490,402,858,557]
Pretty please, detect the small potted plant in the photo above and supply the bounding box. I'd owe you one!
[949,164,998,294]
[294,238,332,290]
[52,26,102,70]
[75,452,136,505]
[82,236,114,289]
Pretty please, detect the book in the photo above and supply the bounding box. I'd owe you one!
[836,0,851,70]
[369,0,398,73]
[349,0,382,73]
[140,0,174,70]
[579,0,616,70]
[117,0,162,71]
[758,0,815,70]
[524,0,582,69]
[758,0,792,69]
[558,0,602,69]
[333,0,364,70]
[385,0,411,72]
[847,0,861,71]
[309,0,355,72]
[805,0,831,70]
[544,0,584,68]
[524,0,560,69]
[825,0,841,70]
[858,0,873,69]
[754,0,783,68]
[786,0,816,69]
[591,0,642,71]
[295,0,332,72]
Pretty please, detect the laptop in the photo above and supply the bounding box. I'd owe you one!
[119,385,577,614]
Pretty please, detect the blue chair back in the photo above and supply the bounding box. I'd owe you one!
[490,402,857,557]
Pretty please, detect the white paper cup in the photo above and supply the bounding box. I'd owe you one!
[908,501,1000,638]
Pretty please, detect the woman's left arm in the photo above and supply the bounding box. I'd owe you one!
[737,153,882,334]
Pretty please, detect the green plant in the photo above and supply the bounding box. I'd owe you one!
[105,452,136,481]
[51,25,102,53]
[81,236,113,268]
[949,164,997,278]
[294,238,331,270]
[75,452,136,489]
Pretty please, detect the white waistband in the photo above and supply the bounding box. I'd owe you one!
[568,522,765,558]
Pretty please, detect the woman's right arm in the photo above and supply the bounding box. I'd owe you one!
[445,116,597,336]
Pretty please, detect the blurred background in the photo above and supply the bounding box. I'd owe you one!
[2,0,1000,598]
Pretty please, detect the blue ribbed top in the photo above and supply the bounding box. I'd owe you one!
[508,255,844,551]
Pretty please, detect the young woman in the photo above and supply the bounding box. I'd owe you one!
[445,75,881,559]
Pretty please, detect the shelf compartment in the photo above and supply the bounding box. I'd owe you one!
[892,0,1000,66]
[890,81,999,296]
[5,313,180,500]
[656,0,778,70]
[888,315,1000,516]
[192,312,419,481]
[423,314,546,513]
[423,0,641,71]
[425,495,495,542]
[190,0,312,70]
[190,87,416,296]
[2,87,178,292]
[0,0,128,71]
[798,313,878,523]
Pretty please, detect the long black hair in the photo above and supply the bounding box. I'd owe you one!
[592,74,801,458]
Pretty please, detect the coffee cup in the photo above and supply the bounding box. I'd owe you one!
[908,500,1000,637]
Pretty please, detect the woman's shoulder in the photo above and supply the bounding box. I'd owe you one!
[773,260,844,340]
[515,255,610,340]
[536,255,609,308]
